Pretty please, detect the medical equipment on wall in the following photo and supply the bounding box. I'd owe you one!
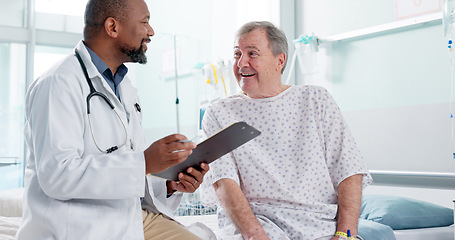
[443,0,455,39]
[285,34,319,84]
[195,60,234,138]
[443,0,455,158]
[295,35,319,75]
[200,61,230,100]
[75,50,128,154]
[443,0,455,65]
[202,63,228,96]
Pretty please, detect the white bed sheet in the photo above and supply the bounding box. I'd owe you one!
[394,225,454,240]
[0,217,21,240]
[176,214,218,231]
[0,188,23,217]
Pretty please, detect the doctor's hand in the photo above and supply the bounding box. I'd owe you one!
[144,134,196,174]
[167,163,210,193]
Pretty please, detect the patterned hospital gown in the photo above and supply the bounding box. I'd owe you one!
[200,85,372,240]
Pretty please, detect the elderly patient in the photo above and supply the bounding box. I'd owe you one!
[200,21,372,240]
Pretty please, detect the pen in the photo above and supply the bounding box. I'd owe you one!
[347,230,351,238]
[177,136,199,143]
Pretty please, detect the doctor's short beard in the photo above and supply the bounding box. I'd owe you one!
[121,39,147,64]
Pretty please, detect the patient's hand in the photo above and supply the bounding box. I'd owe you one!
[167,163,210,193]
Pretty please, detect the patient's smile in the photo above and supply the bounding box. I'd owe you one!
[240,73,255,77]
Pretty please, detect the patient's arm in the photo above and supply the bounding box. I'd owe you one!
[332,174,363,239]
[214,178,270,240]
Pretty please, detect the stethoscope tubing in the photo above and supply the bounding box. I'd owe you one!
[75,49,128,153]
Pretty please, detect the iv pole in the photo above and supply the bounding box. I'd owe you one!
[173,34,181,133]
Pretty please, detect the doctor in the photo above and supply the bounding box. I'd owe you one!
[15,0,208,239]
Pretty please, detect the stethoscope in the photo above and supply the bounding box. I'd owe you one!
[75,50,128,153]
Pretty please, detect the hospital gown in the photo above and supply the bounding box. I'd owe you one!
[200,85,372,240]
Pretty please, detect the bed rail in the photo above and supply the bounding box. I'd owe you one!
[370,170,455,189]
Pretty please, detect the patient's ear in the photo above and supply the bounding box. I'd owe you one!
[277,52,286,72]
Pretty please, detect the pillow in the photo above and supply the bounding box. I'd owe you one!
[357,218,396,240]
[360,195,454,230]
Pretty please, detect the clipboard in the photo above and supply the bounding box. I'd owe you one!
[152,121,261,181]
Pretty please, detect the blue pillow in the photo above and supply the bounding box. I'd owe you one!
[357,218,396,240]
[360,195,454,230]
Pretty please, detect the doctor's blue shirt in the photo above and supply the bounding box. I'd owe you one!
[85,44,128,100]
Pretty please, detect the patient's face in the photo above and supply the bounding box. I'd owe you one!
[233,28,284,98]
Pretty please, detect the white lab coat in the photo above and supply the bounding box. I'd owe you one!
[16,41,182,240]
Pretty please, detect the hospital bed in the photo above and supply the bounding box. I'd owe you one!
[0,187,453,240]
[362,171,455,240]
[0,188,22,240]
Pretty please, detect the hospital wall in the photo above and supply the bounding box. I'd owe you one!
[134,0,214,142]
[296,1,455,181]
